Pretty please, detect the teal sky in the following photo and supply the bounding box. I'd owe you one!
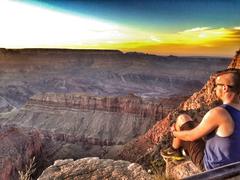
[24,0,240,32]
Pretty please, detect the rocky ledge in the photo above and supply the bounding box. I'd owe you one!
[38,157,152,180]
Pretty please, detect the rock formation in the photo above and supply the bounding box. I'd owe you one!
[165,159,201,179]
[228,49,240,68]
[38,157,152,180]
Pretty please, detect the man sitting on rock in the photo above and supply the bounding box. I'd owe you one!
[161,68,240,171]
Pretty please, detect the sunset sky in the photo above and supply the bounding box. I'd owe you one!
[0,0,239,57]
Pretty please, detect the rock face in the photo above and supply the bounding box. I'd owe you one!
[0,125,43,180]
[38,157,152,180]
[228,49,240,68]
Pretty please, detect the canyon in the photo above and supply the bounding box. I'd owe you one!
[0,48,229,109]
[0,48,233,179]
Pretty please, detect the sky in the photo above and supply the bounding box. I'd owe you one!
[0,0,239,57]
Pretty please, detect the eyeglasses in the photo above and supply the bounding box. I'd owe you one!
[214,83,234,88]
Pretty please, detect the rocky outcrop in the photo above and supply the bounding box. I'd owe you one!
[228,49,240,68]
[38,157,152,180]
[0,125,43,180]
[165,159,201,179]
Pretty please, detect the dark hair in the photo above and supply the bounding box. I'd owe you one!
[214,68,240,94]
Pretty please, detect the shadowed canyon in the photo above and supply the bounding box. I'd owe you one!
[0,48,233,179]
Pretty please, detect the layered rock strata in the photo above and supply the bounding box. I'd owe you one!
[28,93,169,121]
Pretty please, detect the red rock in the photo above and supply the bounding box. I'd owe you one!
[0,125,43,179]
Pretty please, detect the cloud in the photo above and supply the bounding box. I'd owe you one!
[150,36,161,42]
[182,27,210,33]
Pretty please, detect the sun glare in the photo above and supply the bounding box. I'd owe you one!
[0,1,128,48]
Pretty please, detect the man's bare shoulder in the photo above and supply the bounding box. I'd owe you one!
[210,106,228,113]
[204,106,229,120]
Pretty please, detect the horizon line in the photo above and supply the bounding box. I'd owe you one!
[0,47,233,58]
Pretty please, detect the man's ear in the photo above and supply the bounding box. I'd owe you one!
[223,85,228,92]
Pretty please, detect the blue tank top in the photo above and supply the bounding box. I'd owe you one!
[203,104,240,170]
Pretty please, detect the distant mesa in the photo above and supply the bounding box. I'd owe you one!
[0,48,123,56]
[168,55,178,58]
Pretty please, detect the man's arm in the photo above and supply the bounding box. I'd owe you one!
[172,107,226,141]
